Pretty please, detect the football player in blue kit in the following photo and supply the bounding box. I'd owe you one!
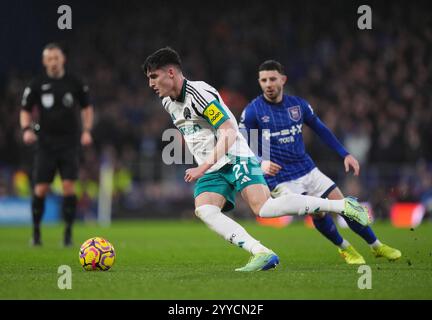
[240,60,401,264]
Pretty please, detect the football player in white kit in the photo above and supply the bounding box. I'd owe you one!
[142,47,370,271]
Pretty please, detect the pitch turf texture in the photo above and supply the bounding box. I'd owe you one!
[1,220,431,299]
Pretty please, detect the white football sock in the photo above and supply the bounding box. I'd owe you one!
[195,204,271,255]
[259,194,345,218]
[338,239,351,250]
[370,239,382,248]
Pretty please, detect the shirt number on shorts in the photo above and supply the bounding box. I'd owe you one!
[233,162,249,180]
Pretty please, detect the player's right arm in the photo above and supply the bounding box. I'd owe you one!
[20,82,38,145]
[184,118,239,183]
[239,103,281,177]
[183,83,236,182]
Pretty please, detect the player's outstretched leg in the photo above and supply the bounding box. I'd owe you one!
[258,194,370,226]
[245,184,367,264]
[62,195,77,247]
[31,195,45,246]
[195,204,279,271]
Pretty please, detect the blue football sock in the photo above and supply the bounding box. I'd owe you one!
[342,216,377,244]
[312,214,344,246]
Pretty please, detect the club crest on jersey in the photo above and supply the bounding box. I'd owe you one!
[183,106,191,119]
[41,93,54,109]
[288,106,301,121]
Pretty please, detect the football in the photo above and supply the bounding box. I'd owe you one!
[79,237,116,271]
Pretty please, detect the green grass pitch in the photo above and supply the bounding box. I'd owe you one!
[0,220,431,299]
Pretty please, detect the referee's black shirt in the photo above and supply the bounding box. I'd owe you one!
[21,72,90,149]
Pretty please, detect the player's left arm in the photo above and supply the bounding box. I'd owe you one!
[302,100,360,176]
[80,106,94,146]
[77,79,94,146]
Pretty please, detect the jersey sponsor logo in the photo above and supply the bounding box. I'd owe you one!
[183,106,192,119]
[271,124,303,144]
[288,105,301,121]
[262,130,271,140]
[178,124,202,136]
[41,83,52,91]
[270,124,302,137]
[278,136,295,144]
[204,103,224,126]
[63,93,74,107]
[41,93,54,109]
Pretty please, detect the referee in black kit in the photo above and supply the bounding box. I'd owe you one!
[20,43,94,247]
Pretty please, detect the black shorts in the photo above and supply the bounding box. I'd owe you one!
[33,146,80,184]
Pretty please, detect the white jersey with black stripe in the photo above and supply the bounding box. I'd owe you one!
[162,79,254,173]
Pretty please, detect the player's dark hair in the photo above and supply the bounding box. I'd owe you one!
[43,42,66,55]
[258,60,285,75]
[142,47,182,73]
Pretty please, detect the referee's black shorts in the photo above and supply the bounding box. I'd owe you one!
[33,146,80,184]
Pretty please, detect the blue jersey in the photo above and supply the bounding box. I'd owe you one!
[239,94,349,190]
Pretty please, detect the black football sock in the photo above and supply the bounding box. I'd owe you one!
[63,195,77,245]
[32,195,45,244]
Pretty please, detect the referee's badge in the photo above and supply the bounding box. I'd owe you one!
[41,93,54,109]
[288,106,301,121]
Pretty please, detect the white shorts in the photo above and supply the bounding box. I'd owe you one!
[271,167,337,199]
